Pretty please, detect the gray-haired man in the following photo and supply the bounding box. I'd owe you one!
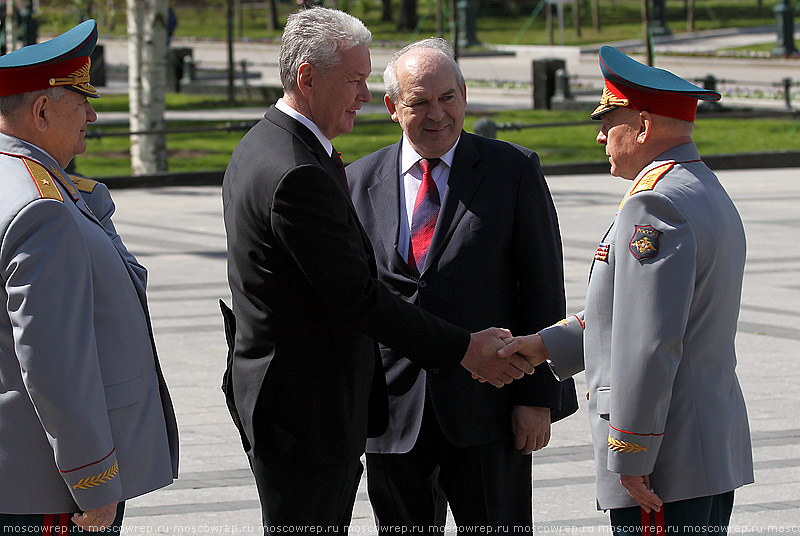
[0,20,178,533]
[221,8,534,533]
[347,38,576,533]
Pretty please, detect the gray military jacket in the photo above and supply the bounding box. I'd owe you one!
[540,143,753,510]
[0,134,178,513]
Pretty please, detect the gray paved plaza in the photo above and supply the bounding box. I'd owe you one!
[101,165,800,533]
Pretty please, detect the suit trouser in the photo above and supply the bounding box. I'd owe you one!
[0,502,125,534]
[610,491,735,536]
[248,446,363,535]
[366,401,532,535]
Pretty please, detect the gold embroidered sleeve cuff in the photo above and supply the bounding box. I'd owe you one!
[606,424,663,476]
[59,449,123,511]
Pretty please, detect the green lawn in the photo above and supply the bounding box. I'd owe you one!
[75,108,800,178]
[42,0,784,47]
[43,0,798,177]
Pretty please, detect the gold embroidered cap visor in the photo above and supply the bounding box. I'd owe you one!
[591,84,630,119]
[591,45,721,121]
[0,19,100,98]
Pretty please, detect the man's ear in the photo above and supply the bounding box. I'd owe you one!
[384,94,399,123]
[31,95,49,132]
[637,111,653,143]
[296,62,315,99]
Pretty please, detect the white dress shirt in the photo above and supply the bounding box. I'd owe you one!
[398,134,460,263]
[275,98,335,158]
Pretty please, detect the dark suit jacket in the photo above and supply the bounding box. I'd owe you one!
[222,106,471,465]
[347,132,579,453]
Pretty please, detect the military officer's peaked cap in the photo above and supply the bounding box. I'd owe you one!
[591,45,720,122]
[0,19,99,98]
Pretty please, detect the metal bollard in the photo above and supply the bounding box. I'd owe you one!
[551,68,574,104]
[698,75,722,111]
[782,78,793,110]
[181,56,195,86]
[240,60,249,87]
[702,74,717,92]
[773,0,797,57]
[473,118,497,139]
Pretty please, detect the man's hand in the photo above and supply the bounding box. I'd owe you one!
[620,475,663,513]
[512,406,551,454]
[461,328,534,388]
[498,333,549,367]
[72,501,117,531]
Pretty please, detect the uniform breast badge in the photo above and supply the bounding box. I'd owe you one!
[594,243,610,263]
[629,225,662,261]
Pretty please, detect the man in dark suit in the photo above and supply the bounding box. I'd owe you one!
[346,39,578,533]
[221,9,534,534]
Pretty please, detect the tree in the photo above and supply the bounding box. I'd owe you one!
[127,0,168,175]
[592,0,601,31]
[265,0,279,32]
[572,0,582,37]
[382,0,394,22]
[398,0,418,31]
[642,0,654,65]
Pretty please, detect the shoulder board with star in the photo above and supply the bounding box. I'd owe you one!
[68,174,99,194]
[630,162,674,196]
[618,162,674,211]
[22,157,63,202]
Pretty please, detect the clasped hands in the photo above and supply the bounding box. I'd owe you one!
[461,329,550,388]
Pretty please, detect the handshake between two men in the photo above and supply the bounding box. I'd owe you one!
[461,329,549,388]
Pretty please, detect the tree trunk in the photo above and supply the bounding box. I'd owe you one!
[642,0,653,66]
[382,0,394,22]
[687,0,695,31]
[573,0,582,38]
[450,0,459,60]
[398,0,418,31]
[546,3,554,45]
[436,0,444,36]
[592,0,601,31]
[127,0,168,175]
[265,0,279,32]
[6,0,15,53]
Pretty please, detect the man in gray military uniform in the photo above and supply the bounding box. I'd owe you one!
[0,20,179,532]
[500,46,753,534]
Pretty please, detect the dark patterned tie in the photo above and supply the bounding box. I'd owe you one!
[408,158,441,273]
[331,149,348,191]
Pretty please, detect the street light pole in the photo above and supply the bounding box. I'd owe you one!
[642,0,654,66]
[227,0,236,105]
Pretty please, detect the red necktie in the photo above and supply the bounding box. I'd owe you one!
[331,149,348,191]
[408,158,441,273]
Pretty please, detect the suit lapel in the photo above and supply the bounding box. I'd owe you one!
[265,106,350,199]
[423,133,483,275]
[366,142,413,275]
[265,105,375,255]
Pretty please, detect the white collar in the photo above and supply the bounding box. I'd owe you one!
[399,133,460,175]
[275,98,334,157]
